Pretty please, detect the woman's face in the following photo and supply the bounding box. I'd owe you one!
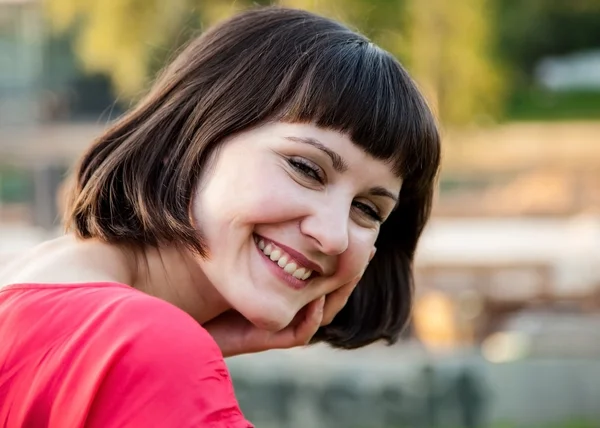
[194,122,402,331]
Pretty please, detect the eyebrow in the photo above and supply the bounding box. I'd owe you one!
[369,186,399,204]
[284,136,348,173]
[286,135,400,205]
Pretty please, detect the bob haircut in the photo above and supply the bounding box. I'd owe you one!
[65,6,441,350]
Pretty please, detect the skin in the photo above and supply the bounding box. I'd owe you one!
[0,121,402,356]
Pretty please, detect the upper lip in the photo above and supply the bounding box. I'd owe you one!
[256,235,324,274]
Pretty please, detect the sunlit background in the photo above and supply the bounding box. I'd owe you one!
[2,0,600,427]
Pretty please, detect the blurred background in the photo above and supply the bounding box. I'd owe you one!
[2,0,600,427]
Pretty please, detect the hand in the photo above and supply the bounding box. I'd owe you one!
[204,277,360,358]
[203,296,325,358]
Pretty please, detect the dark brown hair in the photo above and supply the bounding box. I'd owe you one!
[65,6,441,350]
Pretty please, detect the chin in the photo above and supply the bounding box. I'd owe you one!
[237,299,298,332]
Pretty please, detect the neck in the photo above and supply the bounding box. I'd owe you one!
[130,244,231,324]
[82,238,231,324]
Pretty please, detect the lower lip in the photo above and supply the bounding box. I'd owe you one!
[255,241,310,291]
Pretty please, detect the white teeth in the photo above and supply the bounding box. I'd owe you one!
[292,268,306,279]
[269,249,282,261]
[283,262,297,274]
[256,239,315,281]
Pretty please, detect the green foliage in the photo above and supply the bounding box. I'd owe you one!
[506,89,600,122]
[42,0,600,125]
[43,0,190,98]
[496,0,600,77]
[404,0,505,125]
[43,0,505,126]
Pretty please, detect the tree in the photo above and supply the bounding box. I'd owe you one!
[404,0,505,125]
[43,0,505,126]
[496,0,600,76]
[43,0,247,98]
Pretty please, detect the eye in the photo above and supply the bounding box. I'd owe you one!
[287,157,324,183]
[353,201,383,222]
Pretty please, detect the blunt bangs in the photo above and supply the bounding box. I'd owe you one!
[187,6,439,192]
[280,41,439,185]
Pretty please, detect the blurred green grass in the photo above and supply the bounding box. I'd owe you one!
[490,421,597,428]
[369,421,598,428]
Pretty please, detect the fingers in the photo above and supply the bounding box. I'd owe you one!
[203,310,252,358]
[320,277,360,326]
[293,295,325,345]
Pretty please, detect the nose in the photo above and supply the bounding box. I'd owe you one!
[300,202,350,256]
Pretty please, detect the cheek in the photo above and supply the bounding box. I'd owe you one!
[201,170,310,229]
[336,231,377,280]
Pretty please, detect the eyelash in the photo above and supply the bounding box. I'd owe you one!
[353,201,383,222]
[288,158,383,223]
[288,158,324,183]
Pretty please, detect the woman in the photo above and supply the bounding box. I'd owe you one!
[0,6,440,427]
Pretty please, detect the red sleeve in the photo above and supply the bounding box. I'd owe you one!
[84,296,253,428]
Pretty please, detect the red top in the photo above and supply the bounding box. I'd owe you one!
[0,282,253,428]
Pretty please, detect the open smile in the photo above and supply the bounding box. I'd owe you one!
[253,234,319,289]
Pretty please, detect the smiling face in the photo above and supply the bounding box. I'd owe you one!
[63,7,440,346]
[193,121,402,331]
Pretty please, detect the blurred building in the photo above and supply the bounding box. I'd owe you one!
[0,0,42,129]
[0,0,119,227]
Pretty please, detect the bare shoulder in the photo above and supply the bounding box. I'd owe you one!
[0,238,58,286]
[0,235,115,287]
